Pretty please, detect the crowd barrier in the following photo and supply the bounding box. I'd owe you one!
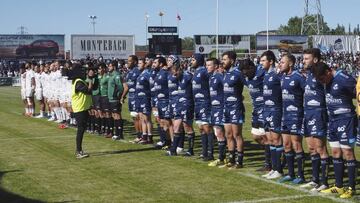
[0,77,20,86]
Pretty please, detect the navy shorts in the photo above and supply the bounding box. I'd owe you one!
[100,96,110,111]
[175,102,194,125]
[252,108,264,129]
[151,97,158,108]
[136,97,151,115]
[263,110,282,134]
[328,115,357,148]
[194,102,211,123]
[302,110,328,137]
[282,116,304,135]
[223,107,244,125]
[169,102,178,119]
[211,107,224,126]
[128,97,136,112]
[92,95,101,110]
[157,100,170,119]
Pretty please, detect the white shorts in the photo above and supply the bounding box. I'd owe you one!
[35,89,43,101]
[25,89,34,98]
[251,127,266,136]
[21,89,26,100]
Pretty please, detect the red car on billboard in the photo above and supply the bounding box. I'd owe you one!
[16,39,59,57]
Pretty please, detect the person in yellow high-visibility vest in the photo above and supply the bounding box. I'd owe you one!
[71,64,93,159]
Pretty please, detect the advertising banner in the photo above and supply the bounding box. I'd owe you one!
[71,35,135,59]
[0,35,65,59]
[256,35,308,55]
[194,35,250,57]
[312,35,360,53]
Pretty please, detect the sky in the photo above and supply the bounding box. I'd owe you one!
[1,0,359,50]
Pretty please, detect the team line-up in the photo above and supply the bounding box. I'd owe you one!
[19,49,359,199]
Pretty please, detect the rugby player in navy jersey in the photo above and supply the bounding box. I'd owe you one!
[260,50,284,179]
[313,62,357,199]
[125,55,142,142]
[277,53,306,184]
[167,55,185,154]
[135,59,153,144]
[239,59,271,172]
[148,54,162,145]
[191,54,214,160]
[206,58,227,167]
[154,56,172,148]
[221,51,245,168]
[167,55,182,151]
[300,48,329,192]
[167,59,195,156]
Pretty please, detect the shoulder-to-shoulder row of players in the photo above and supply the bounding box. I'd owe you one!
[20,48,360,199]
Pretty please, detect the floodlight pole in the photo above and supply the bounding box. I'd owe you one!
[89,15,97,35]
[216,0,219,59]
[266,0,269,50]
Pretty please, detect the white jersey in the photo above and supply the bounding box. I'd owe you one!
[41,72,48,90]
[20,72,26,90]
[48,71,57,100]
[34,72,43,89]
[42,72,50,98]
[25,69,35,90]
[20,72,26,100]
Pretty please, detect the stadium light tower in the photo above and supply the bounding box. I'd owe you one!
[301,0,323,34]
[89,15,97,35]
[216,0,219,59]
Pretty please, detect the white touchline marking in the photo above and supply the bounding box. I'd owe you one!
[0,135,74,141]
[230,194,315,203]
[236,172,355,203]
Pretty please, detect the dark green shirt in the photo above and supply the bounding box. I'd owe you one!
[92,77,100,96]
[99,73,109,96]
[107,71,124,102]
[85,77,100,96]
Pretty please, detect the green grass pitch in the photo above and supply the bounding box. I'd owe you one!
[0,86,359,203]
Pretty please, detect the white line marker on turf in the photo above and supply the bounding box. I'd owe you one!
[237,172,355,203]
[0,135,73,141]
[230,194,315,203]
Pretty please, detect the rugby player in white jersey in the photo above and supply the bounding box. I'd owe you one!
[50,61,64,123]
[47,63,58,121]
[34,64,45,118]
[20,64,27,115]
[25,62,36,117]
[42,63,52,118]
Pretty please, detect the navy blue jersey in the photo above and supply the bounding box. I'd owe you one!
[325,70,356,119]
[126,66,141,98]
[168,73,179,103]
[245,65,265,111]
[149,68,159,106]
[304,71,327,110]
[135,68,151,99]
[281,70,306,119]
[154,68,169,101]
[263,67,282,111]
[192,66,211,103]
[223,66,245,109]
[178,71,193,104]
[209,72,224,108]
